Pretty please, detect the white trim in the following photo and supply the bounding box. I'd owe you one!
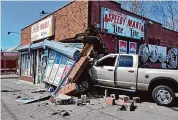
[95,79,114,83]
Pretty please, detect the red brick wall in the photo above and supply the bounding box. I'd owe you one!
[21,26,31,45]
[21,1,88,46]
[89,1,121,25]
[100,33,117,53]
[54,1,88,41]
[159,28,178,48]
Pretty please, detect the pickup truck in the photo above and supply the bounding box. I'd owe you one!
[88,54,178,105]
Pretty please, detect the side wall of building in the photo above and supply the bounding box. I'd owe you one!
[21,1,88,46]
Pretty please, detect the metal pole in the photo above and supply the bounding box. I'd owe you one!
[35,50,39,84]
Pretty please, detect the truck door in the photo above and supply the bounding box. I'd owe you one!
[90,55,117,87]
[115,55,137,90]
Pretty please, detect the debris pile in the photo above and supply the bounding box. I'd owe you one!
[116,95,135,111]
[51,110,70,117]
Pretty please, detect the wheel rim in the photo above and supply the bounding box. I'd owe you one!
[156,89,172,104]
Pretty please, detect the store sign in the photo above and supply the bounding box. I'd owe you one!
[119,40,127,54]
[101,8,145,39]
[3,52,19,57]
[31,16,54,42]
[129,42,137,54]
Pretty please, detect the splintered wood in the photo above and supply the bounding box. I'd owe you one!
[56,44,94,95]
[68,44,93,82]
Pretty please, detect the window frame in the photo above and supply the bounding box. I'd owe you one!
[97,55,117,67]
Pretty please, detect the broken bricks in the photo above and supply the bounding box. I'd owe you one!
[75,95,90,106]
[50,94,75,105]
[116,100,134,111]
[51,110,70,117]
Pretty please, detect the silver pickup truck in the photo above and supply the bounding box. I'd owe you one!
[88,54,178,105]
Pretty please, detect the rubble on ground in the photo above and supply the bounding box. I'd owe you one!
[51,110,70,117]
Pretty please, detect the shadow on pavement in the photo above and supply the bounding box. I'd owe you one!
[0,74,19,79]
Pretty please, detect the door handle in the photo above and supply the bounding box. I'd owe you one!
[145,74,149,78]
[108,69,113,71]
[128,70,134,73]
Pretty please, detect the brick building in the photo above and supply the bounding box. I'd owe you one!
[19,1,178,83]
[1,47,19,74]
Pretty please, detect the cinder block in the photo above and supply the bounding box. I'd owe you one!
[119,95,130,103]
[81,94,87,103]
[110,94,116,99]
[106,97,115,105]
[117,100,134,111]
[75,99,83,106]
[133,97,140,103]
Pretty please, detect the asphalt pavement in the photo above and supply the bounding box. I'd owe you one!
[1,76,178,120]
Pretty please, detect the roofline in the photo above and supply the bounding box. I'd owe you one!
[21,1,74,31]
[120,8,161,25]
[109,1,157,24]
[162,26,178,34]
[119,3,178,33]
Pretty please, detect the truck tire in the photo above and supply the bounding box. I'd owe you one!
[152,85,175,106]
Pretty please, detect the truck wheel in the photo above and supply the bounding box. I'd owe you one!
[152,85,175,106]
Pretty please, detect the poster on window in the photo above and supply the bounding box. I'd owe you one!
[139,44,149,63]
[61,59,75,86]
[157,46,167,63]
[138,44,178,69]
[43,51,56,82]
[119,40,127,54]
[148,44,159,63]
[129,42,137,54]
[167,48,178,69]
[53,56,67,85]
[48,54,61,83]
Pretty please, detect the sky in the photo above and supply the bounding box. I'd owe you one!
[1,1,71,50]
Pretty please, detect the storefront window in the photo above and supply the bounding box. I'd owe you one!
[21,53,31,76]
